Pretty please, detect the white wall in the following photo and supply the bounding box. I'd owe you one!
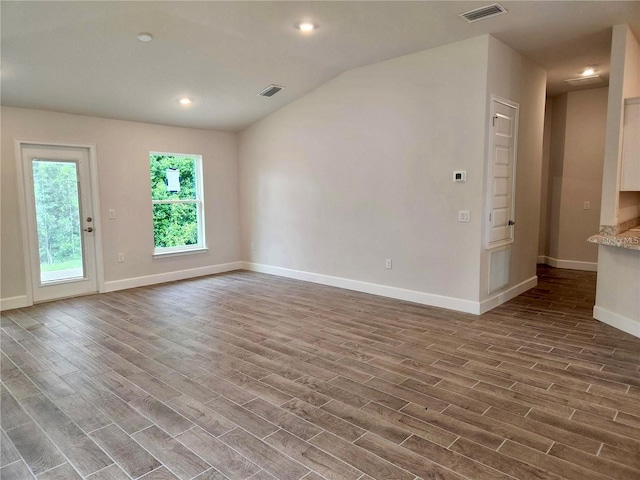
[616,25,640,225]
[539,88,608,269]
[479,36,547,305]
[600,25,640,227]
[240,36,491,310]
[595,246,640,337]
[1,107,241,306]
[558,88,608,263]
[538,100,553,259]
[546,94,568,261]
[239,34,545,313]
[595,25,640,337]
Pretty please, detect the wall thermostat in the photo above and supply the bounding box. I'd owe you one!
[453,170,467,182]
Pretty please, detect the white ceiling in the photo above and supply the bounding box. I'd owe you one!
[2,1,639,132]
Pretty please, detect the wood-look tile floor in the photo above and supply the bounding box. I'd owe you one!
[1,265,639,480]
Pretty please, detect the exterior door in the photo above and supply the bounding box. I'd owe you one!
[21,145,98,302]
[487,97,518,248]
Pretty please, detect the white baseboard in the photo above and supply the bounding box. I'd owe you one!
[242,262,481,314]
[104,261,243,293]
[538,256,598,272]
[0,295,30,311]
[593,306,640,339]
[479,276,538,314]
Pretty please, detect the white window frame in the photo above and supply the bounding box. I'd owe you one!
[150,152,207,257]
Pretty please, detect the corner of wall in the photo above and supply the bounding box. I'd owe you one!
[479,36,547,306]
[600,24,639,226]
[238,35,494,311]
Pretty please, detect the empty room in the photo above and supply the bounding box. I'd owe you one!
[1,2,640,480]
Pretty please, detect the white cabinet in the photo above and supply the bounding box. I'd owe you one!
[620,97,640,191]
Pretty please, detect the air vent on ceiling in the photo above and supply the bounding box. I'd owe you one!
[564,75,604,86]
[460,3,507,23]
[258,85,285,97]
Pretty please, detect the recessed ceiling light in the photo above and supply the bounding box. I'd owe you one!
[296,22,315,32]
[136,32,153,42]
[582,66,595,76]
[178,98,192,106]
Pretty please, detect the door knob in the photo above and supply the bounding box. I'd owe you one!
[83,227,94,233]
[508,220,515,226]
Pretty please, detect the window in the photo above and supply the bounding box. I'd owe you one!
[150,152,205,255]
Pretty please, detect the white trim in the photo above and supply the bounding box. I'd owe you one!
[153,199,199,205]
[537,255,546,264]
[593,305,640,338]
[0,296,30,311]
[14,140,34,307]
[87,144,105,293]
[153,247,209,258]
[242,262,481,314]
[538,256,598,272]
[479,275,538,314]
[103,261,242,292]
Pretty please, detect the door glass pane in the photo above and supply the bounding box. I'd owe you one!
[32,160,84,283]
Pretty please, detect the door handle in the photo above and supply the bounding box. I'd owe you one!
[508,220,515,226]
[83,227,94,233]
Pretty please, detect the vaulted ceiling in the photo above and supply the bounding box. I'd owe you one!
[2,1,639,131]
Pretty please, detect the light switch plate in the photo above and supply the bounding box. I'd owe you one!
[458,210,470,222]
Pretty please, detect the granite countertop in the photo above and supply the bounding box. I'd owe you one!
[588,227,640,250]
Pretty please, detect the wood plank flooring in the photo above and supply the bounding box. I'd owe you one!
[1,265,639,480]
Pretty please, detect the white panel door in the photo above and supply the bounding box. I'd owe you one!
[21,145,98,302]
[487,97,518,248]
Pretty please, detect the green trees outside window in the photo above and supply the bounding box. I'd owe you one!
[150,153,204,251]
[32,160,83,271]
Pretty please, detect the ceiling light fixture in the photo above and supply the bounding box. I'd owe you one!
[582,66,595,76]
[296,22,315,32]
[565,75,603,86]
[136,32,153,42]
[178,98,192,106]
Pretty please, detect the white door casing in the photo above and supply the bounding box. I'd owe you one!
[486,96,519,249]
[17,142,103,303]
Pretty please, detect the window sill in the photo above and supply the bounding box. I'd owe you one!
[153,247,208,259]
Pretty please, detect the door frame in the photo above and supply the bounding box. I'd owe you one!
[484,95,519,250]
[14,139,105,306]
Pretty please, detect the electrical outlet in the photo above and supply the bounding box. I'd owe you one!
[108,209,116,219]
[583,201,591,210]
[250,242,255,251]
[385,258,392,269]
[118,253,124,263]
[458,210,470,222]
